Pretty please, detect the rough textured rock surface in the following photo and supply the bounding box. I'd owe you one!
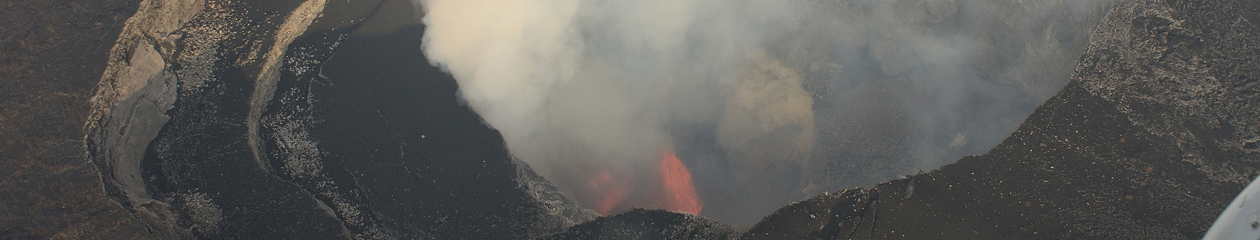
[84,0,204,238]
[115,0,357,237]
[545,209,735,240]
[255,0,597,238]
[82,0,596,238]
[10,0,1258,239]
[799,0,1119,198]
[742,0,1260,238]
[0,0,153,238]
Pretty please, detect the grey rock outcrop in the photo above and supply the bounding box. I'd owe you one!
[84,0,204,238]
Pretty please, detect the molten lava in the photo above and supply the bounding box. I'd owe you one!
[584,151,703,215]
[658,151,703,214]
[587,169,627,215]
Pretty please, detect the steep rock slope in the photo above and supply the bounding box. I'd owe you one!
[742,0,1260,238]
[85,0,595,238]
[72,0,1260,239]
[256,0,597,238]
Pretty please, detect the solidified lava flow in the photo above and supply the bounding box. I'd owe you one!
[659,151,703,214]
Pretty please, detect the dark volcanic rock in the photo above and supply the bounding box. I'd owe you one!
[126,0,361,238]
[546,209,735,240]
[0,0,152,238]
[741,189,879,240]
[258,0,596,238]
[799,0,1117,199]
[742,0,1260,239]
[85,0,594,238]
[46,0,1260,239]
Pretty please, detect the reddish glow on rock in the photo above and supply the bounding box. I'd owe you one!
[658,151,703,214]
[588,169,627,215]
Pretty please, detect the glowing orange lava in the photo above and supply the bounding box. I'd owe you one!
[588,169,627,215]
[658,151,703,214]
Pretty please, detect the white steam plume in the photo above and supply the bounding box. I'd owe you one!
[411,0,1114,224]
[418,0,582,150]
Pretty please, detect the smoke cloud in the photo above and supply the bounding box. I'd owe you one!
[411,0,1112,224]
